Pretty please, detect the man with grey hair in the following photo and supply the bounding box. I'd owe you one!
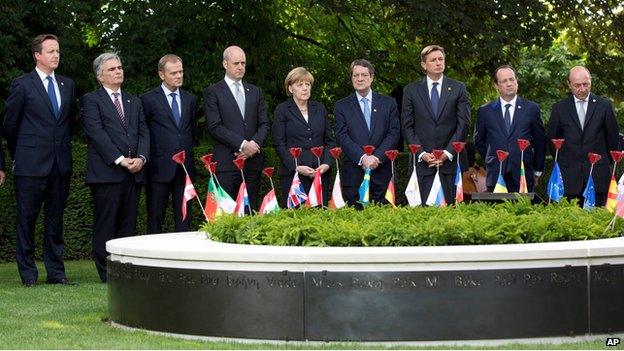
[3,34,76,286]
[141,54,198,233]
[204,45,269,212]
[81,52,149,282]
[547,66,620,206]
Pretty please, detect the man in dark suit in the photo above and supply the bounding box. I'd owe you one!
[141,54,197,233]
[334,59,400,206]
[547,66,620,206]
[402,45,470,203]
[81,52,149,282]
[204,46,269,212]
[2,34,76,286]
[474,65,546,192]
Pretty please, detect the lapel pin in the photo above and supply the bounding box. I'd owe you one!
[448,87,452,91]
[592,99,596,103]
[246,88,250,92]
[127,99,130,103]
[60,82,64,86]
[373,109,377,112]
[518,105,522,109]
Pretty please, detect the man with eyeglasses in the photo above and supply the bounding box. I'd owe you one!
[402,45,470,204]
[547,66,620,206]
[334,59,400,206]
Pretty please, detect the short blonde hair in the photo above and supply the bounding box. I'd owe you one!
[284,67,314,96]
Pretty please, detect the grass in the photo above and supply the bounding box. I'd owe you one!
[0,260,619,349]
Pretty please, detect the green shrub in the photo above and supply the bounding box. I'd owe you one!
[201,199,624,246]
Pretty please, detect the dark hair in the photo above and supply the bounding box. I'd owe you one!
[31,34,59,60]
[420,45,445,62]
[350,59,375,76]
[492,65,517,83]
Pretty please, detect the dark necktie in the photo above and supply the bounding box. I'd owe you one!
[430,82,440,119]
[504,103,512,132]
[46,76,59,119]
[170,92,181,126]
[112,92,126,128]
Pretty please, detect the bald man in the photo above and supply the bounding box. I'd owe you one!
[203,46,269,212]
[547,66,620,206]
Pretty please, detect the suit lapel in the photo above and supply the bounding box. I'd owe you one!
[416,79,435,120]
[565,96,583,131]
[57,76,70,123]
[157,88,177,127]
[508,97,523,136]
[437,78,451,118]
[98,88,126,130]
[30,71,55,119]
[369,92,381,136]
[220,80,244,120]
[489,99,508,137]
[180,90,192,128]
[286,99,308,126]
[242,82,252,120]
[583,93,598,130]
[121,91,132,130]
[350,94,370,134]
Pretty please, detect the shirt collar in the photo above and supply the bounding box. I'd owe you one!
[426,75,444,88]
[355,89,373,102]
[574,95,589,104]
[103,86,122,97]
[499,95,517,108]
[161,83,179,96]
[224,75,242,87]
[35,67,55,82]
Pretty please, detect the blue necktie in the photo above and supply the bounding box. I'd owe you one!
[504,103,512,132]
[430,82,440,119]
[46,76,59,119]
[170,92,181,126]
[361,97,371,130]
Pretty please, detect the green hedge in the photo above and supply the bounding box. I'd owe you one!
[0,138,560,262]
[201,199,624,246]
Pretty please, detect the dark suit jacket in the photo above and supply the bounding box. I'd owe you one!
[204,79,270,172]
[474,97,547,189]
[272,98,335,176]
[334,91,400,188]
[141,86,197,182]
[401,76,470,175]
[81,87,150,184]
[547,93,620,194]
[3,70,76,177]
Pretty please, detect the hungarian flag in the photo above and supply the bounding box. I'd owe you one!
[405,167,422,207]
[547,162,564,202]
[385,180,396,208]
[358,168,371,205]
[259,189,280,215]
[425,169,446,207]
[606,175,618,212]
[287,172,308,208]
[454,162,463,203]
[518,160,528,193]
[306,169,323,207]
[329,171,346,209]
[234,181,249,217]
[204,177,221,221]
[493,174,508,193]
[181,174,198,220]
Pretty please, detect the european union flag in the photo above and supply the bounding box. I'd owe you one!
[547,162,565,202]
[583,175,595,210]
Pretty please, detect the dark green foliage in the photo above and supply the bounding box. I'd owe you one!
[201,199,624,247]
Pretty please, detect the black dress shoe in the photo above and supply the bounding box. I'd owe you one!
[22,280,36,287]
[46,278,76,285]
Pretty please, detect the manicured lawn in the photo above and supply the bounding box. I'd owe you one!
[0,260,618,349]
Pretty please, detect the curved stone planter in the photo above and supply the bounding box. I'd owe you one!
[107,233,624,341]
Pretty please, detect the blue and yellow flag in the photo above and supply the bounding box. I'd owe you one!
[493,174,508,193]
[547,162,564,202]
[358,168,371,205]
[583,175,595,210]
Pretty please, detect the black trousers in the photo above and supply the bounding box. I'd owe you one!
[146,167,190,234]
[14,162,69,283]
[90,173,140,282]
[217,170,261,213]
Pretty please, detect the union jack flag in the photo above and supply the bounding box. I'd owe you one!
[287,172,308,209]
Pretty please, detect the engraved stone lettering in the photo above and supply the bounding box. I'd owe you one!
[425,275,440,288]
[550,271,581,284]
[266,277,297,288]
[158,272,174,284]
[523,273,543,286]
[226,275,260,290]
[200,274,219,286]
[351,277,383,290]
[178,272,196,285]
[311,277,343,289]
[494,273,516,287]
[593,269,617,284]
[393,277,419,288]
[454,274,483,288]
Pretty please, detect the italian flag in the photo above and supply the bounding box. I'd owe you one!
[259,189,280,215]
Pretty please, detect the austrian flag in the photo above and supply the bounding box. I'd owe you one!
[182,174,198,220]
